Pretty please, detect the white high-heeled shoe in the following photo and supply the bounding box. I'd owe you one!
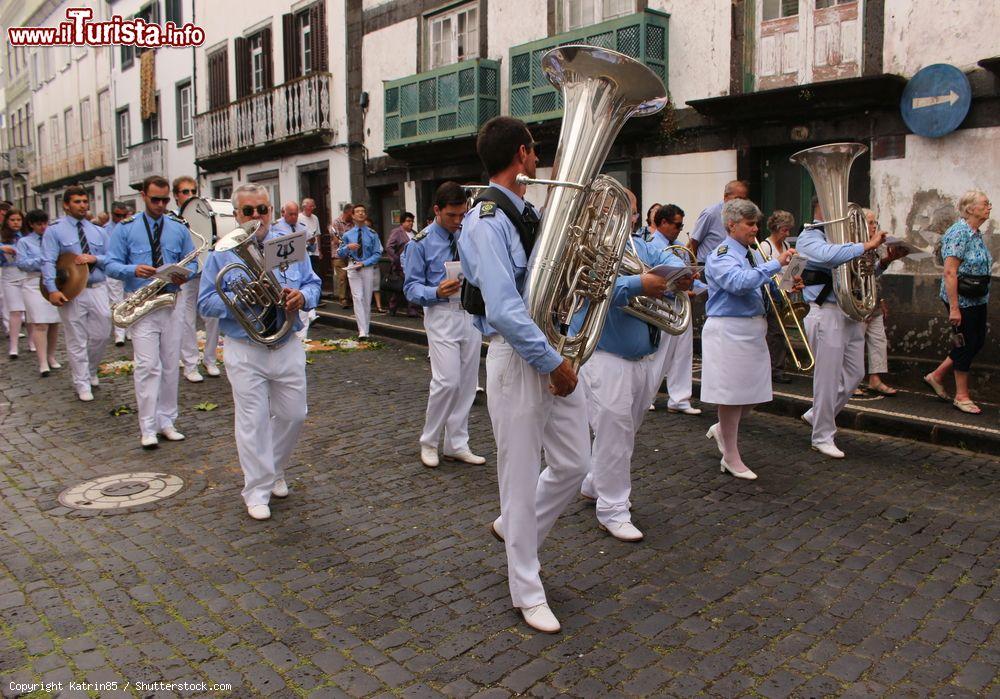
[705,424,723,454]
[720,458,757,480]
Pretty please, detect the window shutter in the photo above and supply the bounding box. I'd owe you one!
[208,48,229,109]
[165,0,181,24]
[234,36,250,98]
[261,27,274,89]
[311,1,328,72]
[282,13,300,81]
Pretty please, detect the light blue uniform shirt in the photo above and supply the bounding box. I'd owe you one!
[197,229,322,345]
[270,218,309,237]
[1,232,23,268]
[795,225,865,304]
[402,221,460,307]
[106,212,197,294]
[458,181,562,374]
[15,233,44,272]
[337,226,383,266]
[646,229,708,294]
[569,235,687,360]
[690,201,726,263]
[41,215,110,292]
[705,236,781,317]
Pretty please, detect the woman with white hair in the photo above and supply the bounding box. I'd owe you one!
[924,190,993,414]
[702,199,799,480]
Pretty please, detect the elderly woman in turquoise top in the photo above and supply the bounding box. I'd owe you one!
[924,190,993,414]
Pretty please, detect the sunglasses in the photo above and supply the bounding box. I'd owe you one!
[150,196,171,204]
[179,188,197,195]
[241,204,271,216]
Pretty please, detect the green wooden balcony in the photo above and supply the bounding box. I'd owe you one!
[509,10,670,123]
[384,58,501,150]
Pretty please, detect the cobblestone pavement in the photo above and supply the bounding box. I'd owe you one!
[0,324,997,698]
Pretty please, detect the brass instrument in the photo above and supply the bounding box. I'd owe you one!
[111,226,207,328]
[213,221,296,345]
[620,239,695,336]
[517,45,667,370]
[753,242,815,372]
[790,143,878,322]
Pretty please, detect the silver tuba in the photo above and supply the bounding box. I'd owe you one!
[619,238,695,335]
[112,226,207,328]
[213,221,296,345]
[790,143,878,322]
[517,45,667,370]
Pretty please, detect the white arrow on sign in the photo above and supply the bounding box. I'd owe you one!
[912,90,959,109]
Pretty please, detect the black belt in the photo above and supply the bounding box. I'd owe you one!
[801,269,834,305]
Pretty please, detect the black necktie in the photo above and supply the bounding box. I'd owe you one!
[747,248,769,310]
[449,233,459,261]
[151,221,163,267]
[357,230,364,260]
[76,221,91,255]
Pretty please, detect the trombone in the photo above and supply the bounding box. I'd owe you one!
[753,242,815,372]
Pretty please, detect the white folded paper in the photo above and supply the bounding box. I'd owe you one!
[648,264,699,284]
[153,264,192,282]
[779,256,808,292]
[884,236,930,259]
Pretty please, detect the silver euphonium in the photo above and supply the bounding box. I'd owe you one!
[517,45,667,370]
[213,221,296,345]
[619,238,695,335]
[790,143,878,322]
[111,226,207,328]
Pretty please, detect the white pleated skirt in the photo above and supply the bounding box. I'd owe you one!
[0,269,26,313]
[22,274,60,324]
[700,315,772,405]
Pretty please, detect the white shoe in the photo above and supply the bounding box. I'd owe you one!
[159,426,185,442]
[271,478,289,498]
[78,390,94,402]
[141,433,159,449]
[247,504,271,520]
[202,362,221,377]
[648,403,656,411]
[420,445,439,468]
[48,359,62,369]
[185,370,204,383]
[600,521,644,542]
[489,516,504,542]
[668,406,702,415]
[801,412,813,427]
[705,423,723,454]
[521,603,560,634]
[442,449,486,465]
[90,375,99,387]
[720,458,757,480]
[812,442,845,459]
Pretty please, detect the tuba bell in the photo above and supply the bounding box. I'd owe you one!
[619,238,695,336]
[790,143,878,322]
[213,221,296,345]
[516,45,667,370]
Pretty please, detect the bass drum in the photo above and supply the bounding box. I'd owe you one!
[179,197,235,269]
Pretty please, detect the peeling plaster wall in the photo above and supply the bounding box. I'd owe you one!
[647,0,731,104]
[361,19,419,158]
[883,0,1000,74]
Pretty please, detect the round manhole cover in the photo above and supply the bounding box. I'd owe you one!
[59,473,184,511]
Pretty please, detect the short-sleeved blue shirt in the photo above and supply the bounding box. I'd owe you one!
[939,219,992,308]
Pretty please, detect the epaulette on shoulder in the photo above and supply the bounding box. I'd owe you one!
[167,213,190,227]
[121,215,136,224]
[716,244,728,256]
[479,201,498,218]
[412,229,430,242]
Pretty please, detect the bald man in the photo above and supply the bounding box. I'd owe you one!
[687,180,750,264]
[271,202,314,340]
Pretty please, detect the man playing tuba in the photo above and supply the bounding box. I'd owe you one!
[197,184,321,521]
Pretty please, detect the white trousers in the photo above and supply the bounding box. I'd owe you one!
[58,285,111,394]
[0,273,6,333]
[223,337,308,506]
[580,350,661,525]
[347,266,374,337]
[178,277,201,371]
[130,304,181,436]
[487,338,590,608]
[865,312,889,375]
[106,277,128,343]
[203,316,221,366]
[652,322,694,409]
[803,303,866,446]
[420,302,482,452]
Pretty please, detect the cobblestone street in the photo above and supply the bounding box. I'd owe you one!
[0,323,997,698]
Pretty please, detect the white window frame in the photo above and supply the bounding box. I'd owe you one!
[49,115,60,152]
[298,11,312,75]
[762,0,799,21]
[426,2,479,71]
[63,107,75,148]
[250,34,265,92]
[117,108,130,159]
[80,98,93,142]
[177,81,193,140]
[559,0,631,32]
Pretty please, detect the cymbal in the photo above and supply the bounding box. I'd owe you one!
[40,252,89,303]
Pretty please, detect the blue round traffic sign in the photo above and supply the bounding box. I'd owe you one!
[900,64,971,138]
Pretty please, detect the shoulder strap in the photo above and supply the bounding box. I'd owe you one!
[474,187,537,257]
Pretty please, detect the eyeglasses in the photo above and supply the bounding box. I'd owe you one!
[241,204,271,216]
[150,196,171,204]
[179,188,197,195]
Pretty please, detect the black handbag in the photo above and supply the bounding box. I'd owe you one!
[382,271,404,293]
[957,274,990,298]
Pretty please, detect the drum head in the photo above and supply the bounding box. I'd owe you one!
[180,197,235,267]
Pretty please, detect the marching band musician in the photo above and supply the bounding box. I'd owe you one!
[16,210,62,377]
[106,176,197,449]
[797,197,886,459]
[458,116,588,635]
[576,203,694,542]
[271,201,314,341]
[197,184,321,521]
[172,176,210,383]
[104,202,132,348]
[42,185,112,402]
[701,199,799,480]
[403,181,485,469]
[337,204,382,339]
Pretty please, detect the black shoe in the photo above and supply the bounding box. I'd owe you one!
[115,341,126,347]
[9,353,17,360]
[40,370,50,377]
[772,372,792,384]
